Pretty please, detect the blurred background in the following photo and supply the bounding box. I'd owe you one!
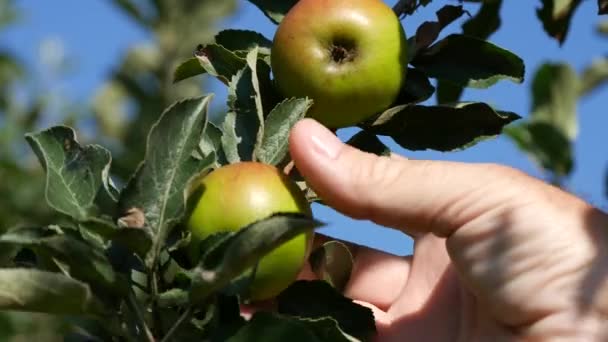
[0,0,606,339]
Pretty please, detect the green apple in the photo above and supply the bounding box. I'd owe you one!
[271,0,408,129]
[186,161,314,302]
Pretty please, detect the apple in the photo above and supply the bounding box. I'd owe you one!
[185,161,314,302]
[271,0,408,129]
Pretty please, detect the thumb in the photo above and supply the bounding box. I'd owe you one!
[288,118,531,238]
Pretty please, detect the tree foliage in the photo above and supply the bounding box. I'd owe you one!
[0,0,607,340]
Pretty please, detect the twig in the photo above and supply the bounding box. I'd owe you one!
[161,306,193,342]
[127,290,156,342]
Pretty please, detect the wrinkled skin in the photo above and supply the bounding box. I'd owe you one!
[279,119,608,341]
[271,0,408,129]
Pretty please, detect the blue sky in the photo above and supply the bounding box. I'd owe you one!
[2,1,607,256]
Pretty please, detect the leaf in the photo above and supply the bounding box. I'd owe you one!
[118,95,215,268]
[173,45,246,84]
[246,0,298,24]
[462,0,503,39]
[255,98,313,165]
[221,112,243,164]
[0,226,128,296]
[78,215,153,258]
[195,44,248,85]
[158,288,189,308]
[362,102,520,152]
[580,57,608,96]
[436,80,464,105]
[199,121,228,168]
[408,5,466,59]
[505,122,573,177]
[221,50,268,163]
[504,62,579,177]
[229,311,355,342]
[530,62,579,140]
[173,57,206,84]
[536,0,584,45]
[346,130,391,156]
[411,34,525,88]
[277,280,376,341]
[395,67,436,105]
[0,269,106,316]
[198,294,246,341]
[394,0,434,18]
[437,0,503,104]
[599,20,608,35]
[215,29,273,56]
[601,0,608,14]
[190,213,324,303]
[308,241,354,292]
[245,48,267,148]
[24,126,113,221]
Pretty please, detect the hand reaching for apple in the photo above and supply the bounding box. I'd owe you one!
[288,118,608,341]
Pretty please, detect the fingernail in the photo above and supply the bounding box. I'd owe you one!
[309,122,341,160]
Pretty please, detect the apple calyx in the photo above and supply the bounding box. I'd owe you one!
[330,37,357,64]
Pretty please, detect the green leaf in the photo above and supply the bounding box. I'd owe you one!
[246,48,267,147]
[536,0,583,45]
[580,57,608,96]
[436,81,464,105]
[118,95,215,268]
[530,62,579,139]
[255,98,313,165]
[199,121,228,168]
[221,112,243,164]
[362,102,521,152]
[196,44,248,84]
[308,241,354,292]
[229,311,354,342]
[277,280,376,341]
[158,288,189,308]
[437,0,503,104]
[346,130,391,156]
[173,45,246,84]
[394,0,434,18]
[0,226,128,296]
[599,20,608,35]
[246,0,298,24]
[190,213,324,303]
[173,57,206,84]
[411,34,525,88]
[0,268,106,316]
[504,62,579,178]
[462,0,503,39]
[505,122,573,177]
[221,50,269,163]
[215,29,273,56]
[77,216,153,258]
[24,126,113,221]
[395,67,436,105]
[407,5,466,60]
[197,294,246,341]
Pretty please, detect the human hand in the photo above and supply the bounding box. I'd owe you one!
[288,118,608,341]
